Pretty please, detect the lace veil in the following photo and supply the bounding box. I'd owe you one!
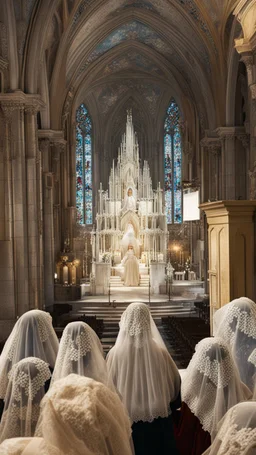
[181,337,251,440]
[0,357,51,443]
[106,302,181,423]
[35,374,133,455]
[203,402,256,455]
[50,321,115,392]
[213,297,256,390]
[0,310,59,399]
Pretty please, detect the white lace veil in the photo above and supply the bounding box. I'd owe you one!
[213,297,256,391]
[0,437,44,455]
[0,357,51,443]
[181,337,252,440]
[203,402,256,455]
[0,310,59,399]
[35,374,133,455]
[106,302,181,423]
[50,321,116,392]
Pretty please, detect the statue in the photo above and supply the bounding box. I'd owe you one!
[122,187,136,212]
[122,245,140,286]
[121,222,139,257]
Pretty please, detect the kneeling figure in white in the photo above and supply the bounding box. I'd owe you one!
[122,245,140,286]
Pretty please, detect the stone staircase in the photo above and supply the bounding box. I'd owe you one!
[109,275,150,288]
[109,276,123,287]
[70,301,196,356]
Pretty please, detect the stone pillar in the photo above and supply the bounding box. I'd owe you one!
[38,137,54,308]
[216,129,236,200]
[200,201,256,331]
[24,104,44,309]
[1,99,30,319]
[0,105,16,337]
[0,92,45,334]
[200,137,221,201]
[235,42,256,195]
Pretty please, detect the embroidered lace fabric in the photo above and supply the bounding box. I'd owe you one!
[205,402,256,455]
[107,302,181,423]
[0,437,49,455]
[181,337,251,438]
[35,374,133,455]
[50,322,115,392]
[0,310,58,399]
[0,358,51,443]
[213,297,256,390]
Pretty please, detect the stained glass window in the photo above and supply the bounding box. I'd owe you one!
[164,99,182,224]
[76,104,92,225]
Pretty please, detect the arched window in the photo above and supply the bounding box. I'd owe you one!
[164,98,182,224]
[76,104,92,225]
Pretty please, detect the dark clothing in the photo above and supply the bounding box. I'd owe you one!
[132,392,181,455]
[173,402,211,455]
[132,414,179,455]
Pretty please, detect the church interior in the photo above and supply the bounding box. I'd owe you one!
[0,0,256,454]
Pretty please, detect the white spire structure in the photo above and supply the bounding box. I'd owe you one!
[91,111,168,293]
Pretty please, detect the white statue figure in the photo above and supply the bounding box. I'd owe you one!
[121,222,139,257]
[122,187,136,212]
[122,245,140,286]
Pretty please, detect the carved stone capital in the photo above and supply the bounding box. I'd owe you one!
[25,105,39,116]
[1,102,24,123]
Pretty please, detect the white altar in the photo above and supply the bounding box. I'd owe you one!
[91,111,168,294]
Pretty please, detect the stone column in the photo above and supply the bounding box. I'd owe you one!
[39,137,54,308]
[24,104,43,309]
[0,92,45,330]
[216,129,236,200]
[235,47,256,195]
[1,99,29,318]
[237,133,250,199]
[52,145,62,257]
[0,104,16,337]
[200,137,221,201]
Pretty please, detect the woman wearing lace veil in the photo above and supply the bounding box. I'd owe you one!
[0,374,134,455]
[202,402,256,455]
[174,337,251,455]
[0,357,51,443]
[0,310,59,414]
[213,297,256,391]
[50,321,116,392]
[106,302,181,455]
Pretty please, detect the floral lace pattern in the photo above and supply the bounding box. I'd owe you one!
[120,303,151,337]
[0,358,50,442]
[192,338,234,388]
[216,405,256,455]
[182,338,240,435]
[62,329,92,362]
[218,302,256,344]
[8,358,51,400]
[37,375,132,455]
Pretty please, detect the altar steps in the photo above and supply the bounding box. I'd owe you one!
[74,302,196,355]
[72,303,193,323]
[109,276,123,287]
[109,275,150,288]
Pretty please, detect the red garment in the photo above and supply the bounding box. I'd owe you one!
[173,402,211,455]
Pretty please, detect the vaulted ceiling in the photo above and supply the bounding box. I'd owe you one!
[4,0,243,135]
